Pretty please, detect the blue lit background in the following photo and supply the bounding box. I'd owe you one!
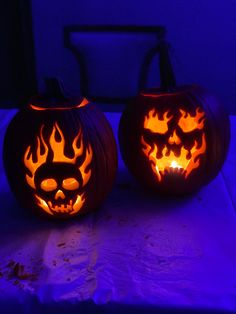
[0,1,236,312]
[32,0,236,112]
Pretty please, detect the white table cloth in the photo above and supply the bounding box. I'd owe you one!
[0,109,236,313]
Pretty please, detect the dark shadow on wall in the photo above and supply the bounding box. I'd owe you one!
[0,0,37,108]
[64,25,165,107]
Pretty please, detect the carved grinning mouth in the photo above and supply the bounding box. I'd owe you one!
[141,134,206,182]
[35,193,85,216]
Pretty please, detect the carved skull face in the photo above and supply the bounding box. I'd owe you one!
[34,163,84,216]
[24,123,92,217]
[141,107,206,181]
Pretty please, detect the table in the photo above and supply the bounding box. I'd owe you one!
[0,109,236,314]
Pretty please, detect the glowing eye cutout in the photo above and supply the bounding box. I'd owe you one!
[178,107,205,133]
[40,178,58,191]
[62,178,79,190]
[144,109,173,134]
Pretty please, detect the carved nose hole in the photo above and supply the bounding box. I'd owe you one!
[55,189,66,200]
[168,130,181,145]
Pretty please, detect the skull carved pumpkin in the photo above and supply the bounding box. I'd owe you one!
[119,42,230,195]
[3,80,117,218]
[24,123,92,216]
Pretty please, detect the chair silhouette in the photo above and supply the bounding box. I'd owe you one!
[64,25,165,105]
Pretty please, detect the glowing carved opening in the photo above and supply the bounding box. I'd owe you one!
[30,98,89,111]
[144,109,173,134]
[178,108,205,133]
[141,135,206,181]
[142,107,206,181]
[62,178,79,190]
[24,123,93,216]
[168,130,181,145]
[40,178,58,191]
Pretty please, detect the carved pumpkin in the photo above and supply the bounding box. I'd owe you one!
[3,80,117,218]
[119,42,230,195]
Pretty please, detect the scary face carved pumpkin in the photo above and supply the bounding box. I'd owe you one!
[119,40,230,195]
[118,85,230,195]
[3,92,117,218]
[141,107,206,182]
[24,123,92,216]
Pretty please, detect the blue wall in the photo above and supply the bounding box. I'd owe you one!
[32,0,236,113]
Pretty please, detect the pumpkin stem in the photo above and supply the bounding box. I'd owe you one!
[44,78,68,100]
[158,40,176,91]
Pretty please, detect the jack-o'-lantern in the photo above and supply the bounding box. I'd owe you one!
[3,79,117,218]
[141,106,206,182]
[119,41,230,195]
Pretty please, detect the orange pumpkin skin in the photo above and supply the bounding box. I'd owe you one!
[119,85,230,195]
[3,98,117,219]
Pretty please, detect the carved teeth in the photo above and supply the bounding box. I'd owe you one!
[37,194,85,215]
[36,195,84,216]
[48,200,74,213]
[53,204,72,212]
[162,167,185,176]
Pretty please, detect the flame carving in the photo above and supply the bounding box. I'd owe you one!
[144,109,173,134]
[24,123,92,189]
[178,108,205,132]
[141,107,207,181]
[141,135,206,181]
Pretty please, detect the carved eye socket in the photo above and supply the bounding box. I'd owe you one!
[178,107,205,133]
[144,109,173,134]
[62,178,79,190]
[40,178,58,191]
